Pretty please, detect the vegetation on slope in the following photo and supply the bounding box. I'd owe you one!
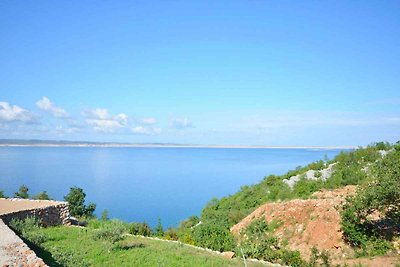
[341,143,400,256]
[169,142,398,264]
[10,218,265,267]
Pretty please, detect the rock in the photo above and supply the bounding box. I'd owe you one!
[221,251,235,259]
[67,216,87,226]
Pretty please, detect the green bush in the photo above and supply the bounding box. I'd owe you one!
[129,222,153,236]
[50,248,91,267]
[14,184,29,199]
[92,219,128,243]
[293,177,323,199]
[192,222,235,252]
[115,241,145,250]
[238,217,305,265]
[279,250,305,267]
[9,216,41,234]
[164,227,179,240]
[0,190,7,198]
[9,217,48,244]
[341,142,400,256]
[33,191,51,200]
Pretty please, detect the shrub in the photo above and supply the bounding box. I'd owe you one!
[33,191,51,200]
[192,222,235,252]
[9,217,48,244]
[129,222,152,236]
[9,216,41,234]
[92,220,128,243]
[50,248,91,267]
[164,227,179,240]
[279,250,305,267]
[101,209,109,221]
[238,217,279,261]
[115,241,145,250]
[293,177,323,199]
[341,142,400,256]
[14,184,29,199]
[0,190,7,198]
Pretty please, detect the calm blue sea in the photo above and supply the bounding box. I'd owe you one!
[0,147,345,227]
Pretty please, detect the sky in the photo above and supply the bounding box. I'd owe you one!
[0,1,399,146]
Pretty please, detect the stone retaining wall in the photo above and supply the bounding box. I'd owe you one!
[0,202,70,227]
[0,219,47,266]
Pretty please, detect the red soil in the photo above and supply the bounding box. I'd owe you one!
[231,186,400,266]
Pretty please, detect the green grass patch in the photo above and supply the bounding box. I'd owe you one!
[20,220,265,267]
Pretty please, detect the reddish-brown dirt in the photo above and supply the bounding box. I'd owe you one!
[231,186,400,266]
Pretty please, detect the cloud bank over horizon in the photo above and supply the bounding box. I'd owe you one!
[0,97,398,146]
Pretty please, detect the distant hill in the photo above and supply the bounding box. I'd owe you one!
[0,139,354,149]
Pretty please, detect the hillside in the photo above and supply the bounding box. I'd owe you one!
[231,186,357,260]
[172,142,399,266]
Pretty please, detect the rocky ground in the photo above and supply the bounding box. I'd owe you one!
[231,186,400,266]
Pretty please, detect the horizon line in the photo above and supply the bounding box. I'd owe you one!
[0,139,356,149]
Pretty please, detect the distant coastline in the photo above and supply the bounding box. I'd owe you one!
[0,139,355,149]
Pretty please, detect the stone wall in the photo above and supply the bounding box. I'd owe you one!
[0,219,48,266]
[0,202,70,226]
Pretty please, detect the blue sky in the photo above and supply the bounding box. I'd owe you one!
[1,1,399,146]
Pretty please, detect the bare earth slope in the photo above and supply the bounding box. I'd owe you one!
[231,186,400,266]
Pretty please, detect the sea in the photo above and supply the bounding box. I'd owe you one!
[0,147,346,227]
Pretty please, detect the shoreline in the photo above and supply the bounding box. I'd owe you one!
[0,144,356,149]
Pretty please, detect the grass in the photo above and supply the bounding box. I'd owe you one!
[24,220,266,267]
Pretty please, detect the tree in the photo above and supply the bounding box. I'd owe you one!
[155,218,164,237]
[14,185,29,199]
[101,209,109,221]
[0,190,6,198]
[64,186,96,217]
[33,191,51,200]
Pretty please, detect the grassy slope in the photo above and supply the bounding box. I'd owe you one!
[31,225,266,267]
[199,143,390,229]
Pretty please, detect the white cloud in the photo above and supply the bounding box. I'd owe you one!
[83,108,110,120]
[83,108,129,133]
[0,102,36,123]
[55,125,79,135]
[140,117,157,125]
[131,126,161,135]
[171,117,194,129]
[36,97,68,118]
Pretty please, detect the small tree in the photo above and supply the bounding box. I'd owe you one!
[155,218,164,237]
[14,185,29,199]
[0,190,6,198]
[101,209,109,221]
[34,191,51,200]
[64,186,96,217]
